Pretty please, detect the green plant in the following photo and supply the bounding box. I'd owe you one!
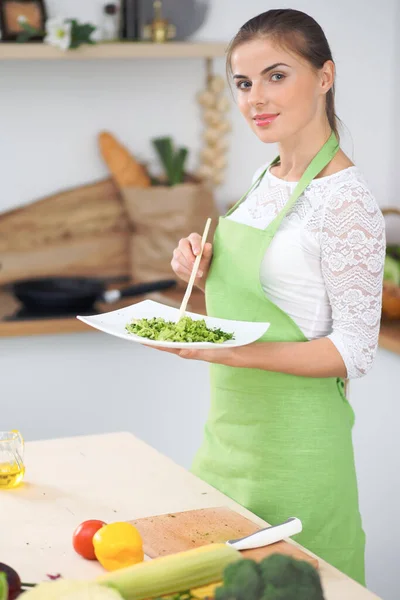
[152,137,189,186]
[15,20,43,43]
[16,17,96,50]
[67,20,97,49]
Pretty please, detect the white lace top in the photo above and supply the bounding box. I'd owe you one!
[227,164,386,379]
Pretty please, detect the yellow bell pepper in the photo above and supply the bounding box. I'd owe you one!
[191,580,222,598]
[93,522,144,571]
[160,581,223,599]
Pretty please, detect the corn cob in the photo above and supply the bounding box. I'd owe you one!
[97,543,241,600]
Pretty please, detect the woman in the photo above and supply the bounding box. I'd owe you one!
[161,9,385,585]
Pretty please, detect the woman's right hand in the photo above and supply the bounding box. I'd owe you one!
[171,233,213,291]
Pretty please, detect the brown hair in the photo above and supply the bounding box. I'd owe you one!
[226,9,340,139]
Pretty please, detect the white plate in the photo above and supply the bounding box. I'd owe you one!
[76,300,270,349]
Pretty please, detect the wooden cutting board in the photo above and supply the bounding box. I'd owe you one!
[130,506,318,569]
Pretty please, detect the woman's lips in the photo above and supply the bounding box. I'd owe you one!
[253,114,279,127]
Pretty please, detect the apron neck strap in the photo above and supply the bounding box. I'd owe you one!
[270,131,339,230]
[225,131,340,222]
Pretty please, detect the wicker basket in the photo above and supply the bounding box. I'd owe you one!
[382,208,400,320]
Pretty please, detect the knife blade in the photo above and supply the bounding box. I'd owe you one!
[225,517,302,551]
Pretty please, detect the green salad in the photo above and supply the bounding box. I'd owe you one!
[125,316,234,343]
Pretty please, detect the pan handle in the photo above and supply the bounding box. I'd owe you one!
[102,279,177,303]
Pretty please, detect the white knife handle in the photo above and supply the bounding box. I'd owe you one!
[226,517,302,551]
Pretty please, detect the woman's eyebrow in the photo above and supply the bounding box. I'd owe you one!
[233,62,290,79]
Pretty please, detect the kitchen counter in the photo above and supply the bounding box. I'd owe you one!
[0,287,207,337]
[0,432,381,600]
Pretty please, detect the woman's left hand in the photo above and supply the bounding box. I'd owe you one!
[152,345,239,367]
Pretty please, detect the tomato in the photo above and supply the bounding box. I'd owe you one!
[72,519,107,560]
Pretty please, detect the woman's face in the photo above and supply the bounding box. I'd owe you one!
[230,37,333,143]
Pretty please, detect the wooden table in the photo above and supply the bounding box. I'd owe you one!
[0,432,381,599]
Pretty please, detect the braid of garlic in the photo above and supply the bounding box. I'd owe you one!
[196,74,231,187]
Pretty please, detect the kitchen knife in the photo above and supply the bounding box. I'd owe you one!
[226,517,302,550]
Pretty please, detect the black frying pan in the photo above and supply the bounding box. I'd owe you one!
[12,277,177,314]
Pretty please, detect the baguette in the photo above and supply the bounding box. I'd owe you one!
[98,131,151,188]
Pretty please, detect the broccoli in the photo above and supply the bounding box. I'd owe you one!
[125,316,234,344]
[260,554,325,600]
[214,554,325,600]
[215,560,263,600]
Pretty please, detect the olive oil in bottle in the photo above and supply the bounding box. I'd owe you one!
[0,463,25,489]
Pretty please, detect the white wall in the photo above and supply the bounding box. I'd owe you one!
[1,0,399,214]
[389,0,400,206]
[1,2,400,599]
[351,352,400,600]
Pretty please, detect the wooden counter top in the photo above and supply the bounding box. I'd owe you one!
[1,288,400,358]
[0,432,381,599]
[0,287,207,338]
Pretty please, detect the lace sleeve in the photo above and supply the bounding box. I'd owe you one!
[320,179,386,378]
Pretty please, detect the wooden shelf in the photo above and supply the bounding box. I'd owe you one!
[0,41,227,61]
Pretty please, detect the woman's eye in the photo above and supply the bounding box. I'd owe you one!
[236,80,251,90]
[271,73,285,82]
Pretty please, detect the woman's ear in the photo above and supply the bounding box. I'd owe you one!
[320,60,335,95]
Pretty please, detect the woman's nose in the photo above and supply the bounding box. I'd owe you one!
[248,82,266,108]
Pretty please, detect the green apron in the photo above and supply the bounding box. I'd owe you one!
[191,132,366,585]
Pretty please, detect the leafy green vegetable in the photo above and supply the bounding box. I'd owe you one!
[214,555,325,600]
[215,560,263,600]
[125,316,234,344]
[259,554,325,600]
[172,147,189,186]
[152,136,189,186]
